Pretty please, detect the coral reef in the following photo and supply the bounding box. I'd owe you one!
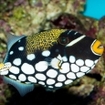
[0,0,105,105]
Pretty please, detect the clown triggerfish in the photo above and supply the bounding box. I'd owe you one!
[0,29,104,96]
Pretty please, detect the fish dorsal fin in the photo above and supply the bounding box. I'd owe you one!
[6,33,25,51]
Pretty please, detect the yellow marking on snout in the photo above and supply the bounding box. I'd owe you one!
[0,63,5,69]
[0,62,12,72]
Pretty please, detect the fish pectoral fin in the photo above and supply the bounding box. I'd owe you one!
[3,76,35,96]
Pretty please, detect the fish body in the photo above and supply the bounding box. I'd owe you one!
[0,29,104,96]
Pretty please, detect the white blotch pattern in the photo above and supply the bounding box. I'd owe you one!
[80,66,89,72]
[13,58,22,66]
[76,72,85,78]
[27,54,35,61]
[9,75,17,80]
[62,56,68,62]
[60,62,70,73]
[9,51,14,55]
[38,81,45,85]
[9,66,20,74]
[18,74,26,81]
[86,69,91,73]
[46,69,58,78]
[5,62,12,68]
[46,79,55,85]
[94,59,98,64]
[28,76,37,83]
[48,86,53,88]
[57,54,62,60]
[21,63,35,74]
[18,46,24,51]
[76,59,84,66]
[69,55,76,63]
[57,74,66,82]
[91,65,95,70]
[71,64,79,72]
[64,80,73,85]
[25,82,31,84]
[85,59,94,67]
[67,72,76,79]
[55,83,63,87]
[35,61,48,72]
[35,73,46,81]
[50,58,60,69]
[42,50,51,57]
[0,70,8,75]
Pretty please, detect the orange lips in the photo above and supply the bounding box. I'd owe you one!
[91,40,104,56]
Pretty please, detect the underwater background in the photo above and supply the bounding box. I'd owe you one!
[0,0,105,105]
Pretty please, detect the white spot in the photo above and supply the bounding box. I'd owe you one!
[67,72,76,79]
[57,54,62,60]
[18,74,26,81]
[18,46,24,51]
[10,51,14,55]
[76,59,84,66]
[57,74,66,82]
[94,59,99,64]
[71,64,79,72]
[69,55,76,63]
[25,82,31,84]
[9,75,17,80]
[64,80,73,85]
[46,79,55,85]
[42,50,51,57]
[76,72,85,78]
[21,63,35,74]
[55,83,63,87]
[28,76,37,83]
[50,58,60,69]
[35,61,48,72]
[35,73,46,81]
[60,63,70,73]
[48,86,53,88]
[27,54,35,61]
[38,81,45,85]
[91,65,95,70]
[0,70,8,75]
[13,58,22,66]
[46,69,58,78]
[80,66,89,72]
[62,56,68,62]
[86,69,91,73]
[85,59,94,67]
[5,62,12,68]
[9,66,20,74]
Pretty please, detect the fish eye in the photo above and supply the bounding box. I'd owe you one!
[58,36,69,45]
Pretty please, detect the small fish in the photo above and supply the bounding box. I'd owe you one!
[0,29,104,96]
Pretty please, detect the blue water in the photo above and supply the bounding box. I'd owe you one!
[83,0,105,20]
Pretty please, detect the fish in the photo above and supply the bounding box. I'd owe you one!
[0,29,104,96]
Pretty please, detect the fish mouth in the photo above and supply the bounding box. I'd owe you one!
[91,40,104,56]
